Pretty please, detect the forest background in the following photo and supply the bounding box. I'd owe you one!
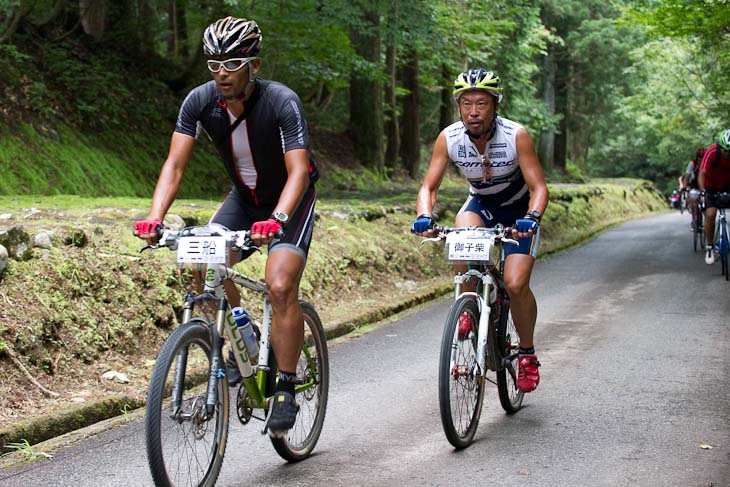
[0,0,728,197]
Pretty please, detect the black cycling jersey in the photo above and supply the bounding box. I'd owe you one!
[175,78,318,207]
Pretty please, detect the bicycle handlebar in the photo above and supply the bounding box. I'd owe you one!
[420,224,519,246]
[140,224,285,254]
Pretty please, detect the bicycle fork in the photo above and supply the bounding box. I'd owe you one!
[455,271,495,377]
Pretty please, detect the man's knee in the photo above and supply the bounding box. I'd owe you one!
[504,275,530,299]
[267,275,297,302]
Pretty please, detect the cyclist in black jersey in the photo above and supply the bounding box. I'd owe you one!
[134,17,317,437]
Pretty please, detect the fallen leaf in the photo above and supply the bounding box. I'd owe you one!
[518,469,530,475]
[699,444,713,450]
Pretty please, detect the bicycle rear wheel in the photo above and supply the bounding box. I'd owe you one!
[693,210,704,252]
[270,301,329,461]
[146,320,229,487]
[495,300,524,413]
[438,297,484,449]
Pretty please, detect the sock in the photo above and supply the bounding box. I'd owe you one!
[276,370,297,395]
[519,346,535,355]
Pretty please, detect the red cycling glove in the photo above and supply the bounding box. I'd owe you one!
[134,218,162,236]
[251,218,282,236]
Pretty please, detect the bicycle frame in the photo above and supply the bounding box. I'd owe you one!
[454,264,504,375]
[159,228,319,419]
[431,225,515,375]
[715,209,728,248]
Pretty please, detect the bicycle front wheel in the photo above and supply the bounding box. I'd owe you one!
[438,297,484,449]
[270,301,329,462]
[721,223,729,280]
[145,320,229,487]
[495,301,524,413]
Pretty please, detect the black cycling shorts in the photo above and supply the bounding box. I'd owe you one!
[210,186,316,260]
[705,189,730,209]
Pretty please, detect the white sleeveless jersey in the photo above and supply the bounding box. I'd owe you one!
[444,116,529,206]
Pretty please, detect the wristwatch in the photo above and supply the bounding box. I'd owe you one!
[525,210,542,223]
[272,210,289,226]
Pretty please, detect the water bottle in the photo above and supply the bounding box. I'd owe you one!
[231,307,259,365]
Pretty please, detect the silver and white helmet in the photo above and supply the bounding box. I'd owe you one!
[202,17,262,57]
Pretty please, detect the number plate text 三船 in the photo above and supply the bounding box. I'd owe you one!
[177,236,227,264]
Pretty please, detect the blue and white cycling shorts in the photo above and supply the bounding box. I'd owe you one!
[460,194,539,258]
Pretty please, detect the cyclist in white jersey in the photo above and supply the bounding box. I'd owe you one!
[412,68,549,393]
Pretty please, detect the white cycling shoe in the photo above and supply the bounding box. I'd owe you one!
[705,246,715,265]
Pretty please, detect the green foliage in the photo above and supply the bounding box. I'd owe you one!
[586,37,722,193]
[0,439,52,461]
[0,123,225,197]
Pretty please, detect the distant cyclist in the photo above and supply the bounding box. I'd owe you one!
[699,130,730,264]
[134,17,318,436]
[680,147,706,226]
[411,68,549,393]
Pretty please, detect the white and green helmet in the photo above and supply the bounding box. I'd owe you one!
[718,129,730,151]
[453,68,503,103]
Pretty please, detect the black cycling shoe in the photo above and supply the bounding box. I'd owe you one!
[263,391,299,438]
[225,349,242,387]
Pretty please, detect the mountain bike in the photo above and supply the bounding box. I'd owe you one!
[141,224,329,487]
[712,201,730,280]
[422,225,524,448]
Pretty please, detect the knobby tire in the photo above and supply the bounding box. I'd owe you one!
[270,301,329,461]
[145,320,229,487]
[438,297,484,449]
[495,300,524,414]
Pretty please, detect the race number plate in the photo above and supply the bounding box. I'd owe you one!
[177,236,227,264]
[446,231,494,262]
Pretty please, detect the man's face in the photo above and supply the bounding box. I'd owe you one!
[208,57,261,100]
[458,90,497,136]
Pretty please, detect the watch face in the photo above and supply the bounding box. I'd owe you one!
[274,211,289,224]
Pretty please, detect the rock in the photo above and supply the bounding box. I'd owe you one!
[32,232,53,249]
[164,214,186,230]
[101,371,130,383]
[0,213,13,220]
[0,244,8,272]
[24,208,42,220]
[0,225,32,260]
[62,229,88,247]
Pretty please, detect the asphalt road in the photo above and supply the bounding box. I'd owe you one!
[2,211,729,487]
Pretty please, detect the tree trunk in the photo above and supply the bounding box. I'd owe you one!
[554,114,567,172]
[384,0,399,168]
[79,0,107,40]
[138,0,154,54]
[165,0,189,59]
[439,63,453,131]
[349,5,384,172]
[538,43,557,171]
[399,48,420,178]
